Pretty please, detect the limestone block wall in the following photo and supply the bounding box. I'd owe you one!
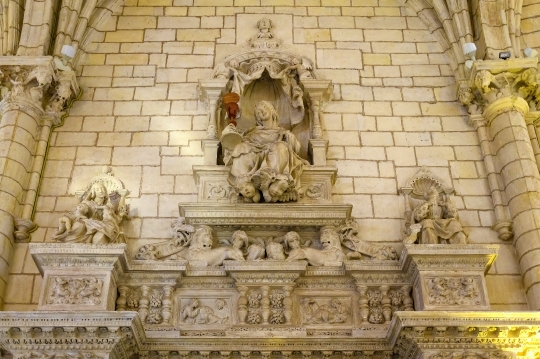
[522,0,540,57]
[3,0,532,310]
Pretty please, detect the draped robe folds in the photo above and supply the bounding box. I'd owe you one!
[226,126,308,191]
[230,63,305,126]
[413,201,464,244]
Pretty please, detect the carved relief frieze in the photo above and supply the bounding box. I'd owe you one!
[192,166,337,205]
[180,298,231,325]
[425,276,483,307]
[13,352,107,359]
[46,276,104,305]
[301,297,351,325]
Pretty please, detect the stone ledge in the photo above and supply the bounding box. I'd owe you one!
[179,203,352,228]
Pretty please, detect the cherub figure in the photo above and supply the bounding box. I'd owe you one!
[56,203,90,235]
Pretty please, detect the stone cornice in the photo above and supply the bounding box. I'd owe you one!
[0,311,538,357]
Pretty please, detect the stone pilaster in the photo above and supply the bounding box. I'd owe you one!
[463,58,540,309]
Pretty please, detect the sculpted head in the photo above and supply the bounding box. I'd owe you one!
[75,202,90,216]
[320,226,341,250]
[284,231,301,249]
[254,101,279,127]
[231,230,248,249]
[88,182,108,204]
[427,187,440,201]
[191,225,214,250]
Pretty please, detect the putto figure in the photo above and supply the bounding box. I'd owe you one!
[287,226,345,266]
[412,187,467,244]
[225,101,308,203]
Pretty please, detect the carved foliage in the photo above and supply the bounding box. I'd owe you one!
[426,277,482,306]
[47,276,103,305]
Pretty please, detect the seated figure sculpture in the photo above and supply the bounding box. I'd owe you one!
[52,182,128,244]
[225,101,309,203]
[412,187,467,244]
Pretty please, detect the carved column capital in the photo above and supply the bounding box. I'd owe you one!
[458,58,539,120]
[0,56,79,122]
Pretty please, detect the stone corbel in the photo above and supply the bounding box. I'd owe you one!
[199,79,229,165]
[302,79,333,166]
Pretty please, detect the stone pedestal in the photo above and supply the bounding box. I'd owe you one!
[192,165,337,204]
[30,243,127,311]
[404,244,498,311]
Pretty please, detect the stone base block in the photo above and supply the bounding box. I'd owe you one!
[404,244,498,311]
[30,243,127,311]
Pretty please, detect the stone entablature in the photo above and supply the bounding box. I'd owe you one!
[30,243,498,331]
[0,310,539,359]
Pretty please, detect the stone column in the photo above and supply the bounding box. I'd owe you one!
[0,57,56,306]
[466,59,540,309]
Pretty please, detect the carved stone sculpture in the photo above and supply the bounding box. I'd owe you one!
[47,277,103,305]
[247,18,283,49]
[411,187,467,244]
[221,230,265,260]
[181,298,230,324]
[287,226,344,266]
[225,101,309,203]
[338,218,398,260]
[52,167,129,244]
[135,218,194,260]
[400,167,468,245]
[185,226,245,266]
[302,298,350,324]
[426,277,481,306]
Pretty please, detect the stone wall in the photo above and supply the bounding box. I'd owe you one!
[522,0,540,54]
[3,0,534,311]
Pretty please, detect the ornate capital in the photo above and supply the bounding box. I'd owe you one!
[458,58,539,119]
[0,56,79,123]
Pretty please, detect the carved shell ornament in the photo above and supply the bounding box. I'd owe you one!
[405,166,452,200]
